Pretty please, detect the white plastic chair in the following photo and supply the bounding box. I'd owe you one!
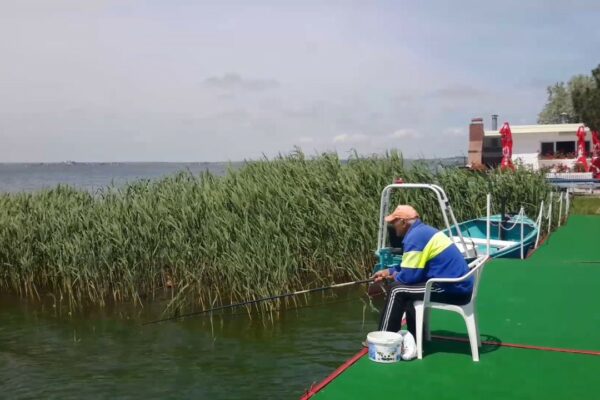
[414,255,490,362]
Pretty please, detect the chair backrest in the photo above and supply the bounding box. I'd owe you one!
[468,256,489,303]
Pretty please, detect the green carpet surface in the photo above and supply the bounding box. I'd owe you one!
[312,215,600,399]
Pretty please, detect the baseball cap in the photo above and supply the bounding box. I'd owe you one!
[384,205,420,223]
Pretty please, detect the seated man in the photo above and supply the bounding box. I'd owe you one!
[373,205,473,338]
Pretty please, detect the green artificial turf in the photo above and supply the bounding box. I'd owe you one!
[532,215,600,263]
[312,215,600,399]
[315,344,600,400]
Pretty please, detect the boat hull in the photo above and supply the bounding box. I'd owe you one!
[444,215,538,259]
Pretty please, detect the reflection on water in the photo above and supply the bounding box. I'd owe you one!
[0,288,380,399]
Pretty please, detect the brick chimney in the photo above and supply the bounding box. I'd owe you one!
[468,117,485,165]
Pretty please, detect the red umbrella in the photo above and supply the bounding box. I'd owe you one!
[590,130,600,178]
[575,126,589,172]
[500,122,515,171]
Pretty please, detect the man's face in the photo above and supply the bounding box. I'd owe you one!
[390,218,410,238]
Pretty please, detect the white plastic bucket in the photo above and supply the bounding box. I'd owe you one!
[366,331,403,363]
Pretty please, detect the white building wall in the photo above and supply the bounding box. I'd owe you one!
[513,131,579,153]
[511,131,581,170]
[512,153,540,169]
[481,124,589,171]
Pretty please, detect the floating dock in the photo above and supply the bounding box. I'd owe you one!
[302,215,600,399]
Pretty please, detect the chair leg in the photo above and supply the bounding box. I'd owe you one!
[424,308,431,341]
[474,314,481,348]
[415,304,424,360]
[465,313,480,362]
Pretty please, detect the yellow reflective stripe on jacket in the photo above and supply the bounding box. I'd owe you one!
[400,251,423,269]
[421,231,453,265]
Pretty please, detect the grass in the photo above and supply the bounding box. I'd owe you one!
[571,196,600,215]
[0,151,557,314]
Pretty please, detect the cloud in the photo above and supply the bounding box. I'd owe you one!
[332,133,368,144]
[388,129,417,139]
[297,136,314,144]
[429,84,488,100]
[203,73,280,92]
[443,127,465,137]
[1,1,597,162]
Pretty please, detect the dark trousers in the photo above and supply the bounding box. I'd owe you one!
[378,282,471,337]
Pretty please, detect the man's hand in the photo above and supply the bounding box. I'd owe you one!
[371,269,395,283]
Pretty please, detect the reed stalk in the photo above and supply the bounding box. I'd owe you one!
[0,151,553,313]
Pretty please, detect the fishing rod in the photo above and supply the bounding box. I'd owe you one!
[143,277,373,325]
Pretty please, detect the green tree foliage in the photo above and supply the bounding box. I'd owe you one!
[537,75,595,124]
[572,65,600,131]
[538,82,572,124]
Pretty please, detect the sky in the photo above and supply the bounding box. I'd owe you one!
[1,0,599,162]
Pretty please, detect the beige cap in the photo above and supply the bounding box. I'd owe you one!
[384,205,420,222]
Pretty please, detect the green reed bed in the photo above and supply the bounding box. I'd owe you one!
[0,151,554,314]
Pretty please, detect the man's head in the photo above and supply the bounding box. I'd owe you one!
[384,205,420,238]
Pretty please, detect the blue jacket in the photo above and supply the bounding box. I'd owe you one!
[388,219,473,294]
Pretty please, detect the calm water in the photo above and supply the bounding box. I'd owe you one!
[0,163,241,193]
[0,289,379,399]
[1,160,475,398]
[0,163,381,399]
[0,157,466,193]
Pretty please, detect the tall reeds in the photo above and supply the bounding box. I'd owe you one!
[0,151,553,312]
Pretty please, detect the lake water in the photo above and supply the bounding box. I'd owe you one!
[0,163,241,193]
[0,160,473,398]
[0,289,379,399]
[0,162,383,399]
[0,157,466,193]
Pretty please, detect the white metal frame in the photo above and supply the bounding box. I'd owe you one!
[535,200,544,248]
[377,183,473,258]
[547,192,553,236]
[558,192,564,227]
[486,193,491,257]
[533,190,570,249]
[518,206,525,259]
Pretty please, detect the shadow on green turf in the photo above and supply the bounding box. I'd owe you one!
[424,330,502,357]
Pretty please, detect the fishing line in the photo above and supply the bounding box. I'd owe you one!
[203,296,363,320]
[143,278,373,325]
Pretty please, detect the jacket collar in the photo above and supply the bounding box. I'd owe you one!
[402,219,421,245]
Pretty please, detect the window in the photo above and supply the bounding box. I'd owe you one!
[555,141,575,156]
[585,141,591,154]
[540,142,554,156]
[483,137,501,150]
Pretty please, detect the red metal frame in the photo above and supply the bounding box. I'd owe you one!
[299,348,368,399]
[432,334,600,356]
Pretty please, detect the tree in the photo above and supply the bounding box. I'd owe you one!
[537,75,595,124]
[572,65,600,131]
[537,82,572,124]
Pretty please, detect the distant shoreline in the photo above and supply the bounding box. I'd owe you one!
[0,156,467,193]
[0,156,467,165]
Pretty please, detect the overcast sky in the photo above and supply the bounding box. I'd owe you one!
[1,0,599,162]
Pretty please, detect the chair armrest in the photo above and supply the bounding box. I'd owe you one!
[422,255,489,305]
